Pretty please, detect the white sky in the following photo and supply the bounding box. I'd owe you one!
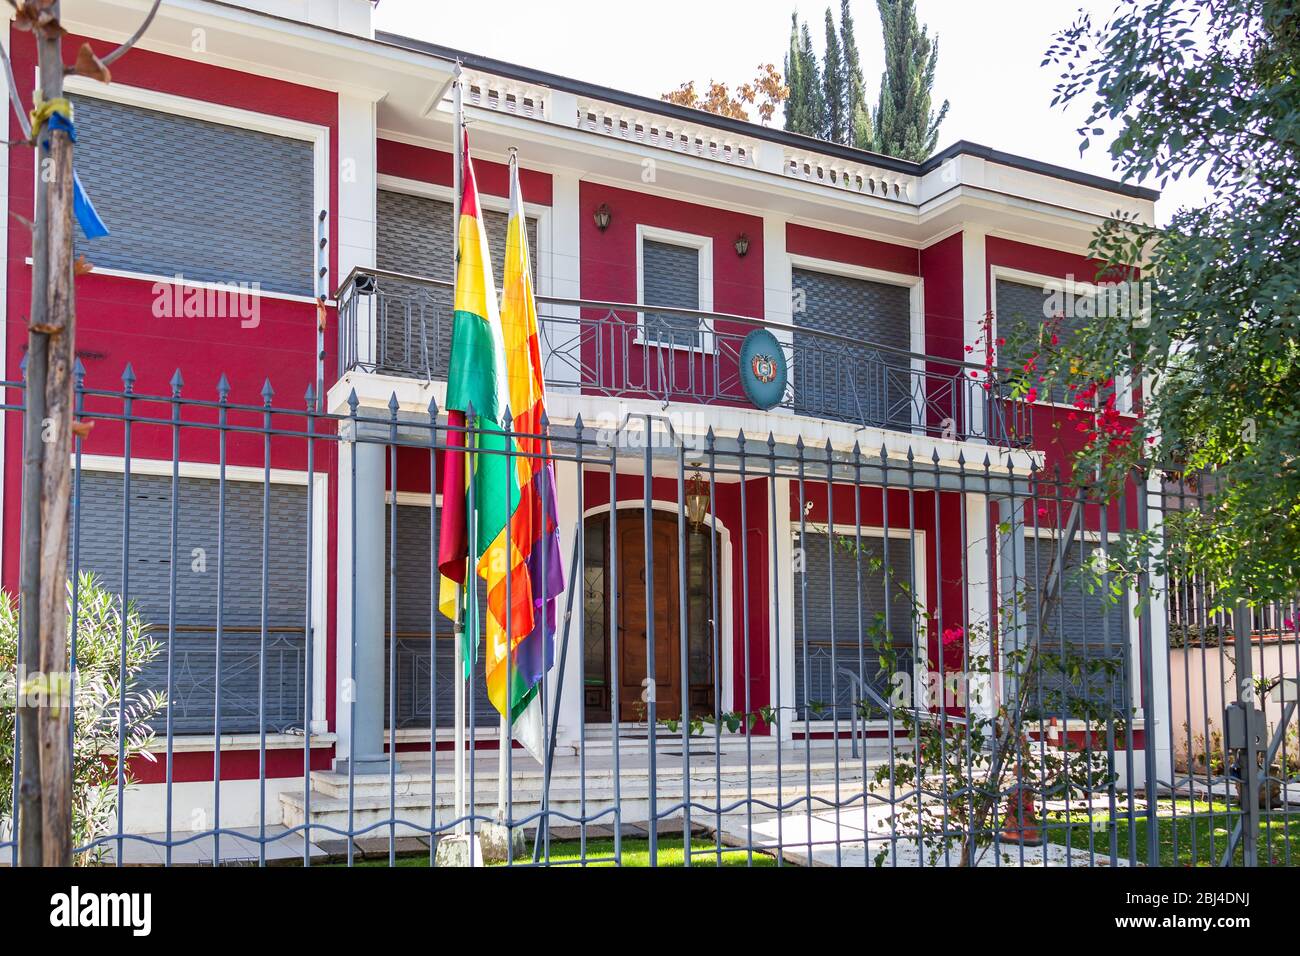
[373,0,1209,224]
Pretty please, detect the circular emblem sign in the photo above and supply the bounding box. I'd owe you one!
[739,328,788,411]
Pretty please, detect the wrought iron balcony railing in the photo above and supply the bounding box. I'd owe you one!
[335,267,1030,446]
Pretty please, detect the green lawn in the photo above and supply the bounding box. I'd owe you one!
[1042,800,1300,866]
[344,836,778,867]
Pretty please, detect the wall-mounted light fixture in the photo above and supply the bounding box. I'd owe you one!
[734,233,750,257]
[593,203,612,232]
[686,472,710,532]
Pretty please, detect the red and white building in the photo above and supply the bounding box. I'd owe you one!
[0,0,1171,838]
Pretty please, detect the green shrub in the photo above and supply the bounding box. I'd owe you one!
[0,573,165,864]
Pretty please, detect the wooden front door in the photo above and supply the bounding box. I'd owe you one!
[582,510,717,723]
[617,512,682,718]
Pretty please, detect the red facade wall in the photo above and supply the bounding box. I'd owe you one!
[985,235,1139,530]
[1,29,341,782]
[377,139,553,205]
[3,29,339,583]
[786,223,918,276]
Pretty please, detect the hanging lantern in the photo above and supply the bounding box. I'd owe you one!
[685,472,709,532]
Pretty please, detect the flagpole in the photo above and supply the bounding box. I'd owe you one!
[496,149,520,826]
[451,60,467,838]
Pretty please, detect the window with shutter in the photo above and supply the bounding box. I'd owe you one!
[1021,534,1129,716]
[375,190,538,378]
[792,532,917,720]
[641,238,706,349]
[71,472,310,735]
[791,268,914,428]
[70,94,316,297]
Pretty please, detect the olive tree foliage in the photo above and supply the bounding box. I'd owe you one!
[1042,0,1299,607]
[0,574,164,863]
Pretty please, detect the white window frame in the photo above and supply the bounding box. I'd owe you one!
[53,76,330,305]
[989,265,1135,413]
[1021,525,1142,720]
[71,455,331,741]
[785,522,928,734]
[375,174,553,296]
[786,254,926,431]
[635,224,714,353]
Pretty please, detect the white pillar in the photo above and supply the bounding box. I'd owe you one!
[334,435,391,773]
[995,497,1027,710]
[550,458,584,750]
[772,477,795,742]
[963,491,995,721]
[542,170,581,393]
[336,90,379,367]
[961,226,989,437]
[1144,474,1173,786]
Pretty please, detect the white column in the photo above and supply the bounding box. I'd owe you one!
[333,434,390,773]
[542,170,581,393]
[550,459,584,750]
[961,226,989,438]
[763,214,791,341]
[963,491,995,721]
[334,439,356,764]
[1144,474,1173,785]
[772,477,795,741]
[995,498,1027,709]
[336,90,379,366]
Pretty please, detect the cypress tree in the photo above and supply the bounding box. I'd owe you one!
[822,7,846,143]
[783,12,807,133]
[797,18,826,138]
[839,0,873,150]
[872,0,949,161]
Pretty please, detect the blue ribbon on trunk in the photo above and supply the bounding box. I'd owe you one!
[45,112,110,240]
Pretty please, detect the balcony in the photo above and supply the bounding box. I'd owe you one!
[335,267,1030,447]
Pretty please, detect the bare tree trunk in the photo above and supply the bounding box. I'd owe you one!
[16,8,56,870]
[10,0,160,868]
[39,103,76,867]
[18,1,75,867]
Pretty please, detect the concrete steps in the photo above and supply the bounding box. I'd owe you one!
[280,741,899,838]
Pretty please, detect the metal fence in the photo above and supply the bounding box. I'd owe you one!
[336,268,1033,448]
[1,365,1296,868]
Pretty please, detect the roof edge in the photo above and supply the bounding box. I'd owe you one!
[374,30,1160,204]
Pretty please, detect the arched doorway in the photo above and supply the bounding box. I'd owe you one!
[582,510,718,722]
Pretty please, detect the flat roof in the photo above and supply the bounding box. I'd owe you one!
[376,31,1161,203]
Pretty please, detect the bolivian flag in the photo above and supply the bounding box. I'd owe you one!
[491,153,565,761]
[437,131,532,682]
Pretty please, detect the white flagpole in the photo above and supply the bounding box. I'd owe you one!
[451,61,467,838]
[496,150,520,823]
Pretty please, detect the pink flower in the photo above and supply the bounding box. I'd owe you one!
[1285,618,1296,631]
[1037,507,1049,520]
[1025,387,1039,403]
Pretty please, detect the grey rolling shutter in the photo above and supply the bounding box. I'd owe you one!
[791,269,912,428]
[641,239,702,348]
[996,279,1122,406]
[382,503,495,729]
[69,94,315,296]
[793,532,915,719]
[71,472,309,734]
[995,280,1068,403]
[1022,536,1127,715]
[374,190,538,378]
